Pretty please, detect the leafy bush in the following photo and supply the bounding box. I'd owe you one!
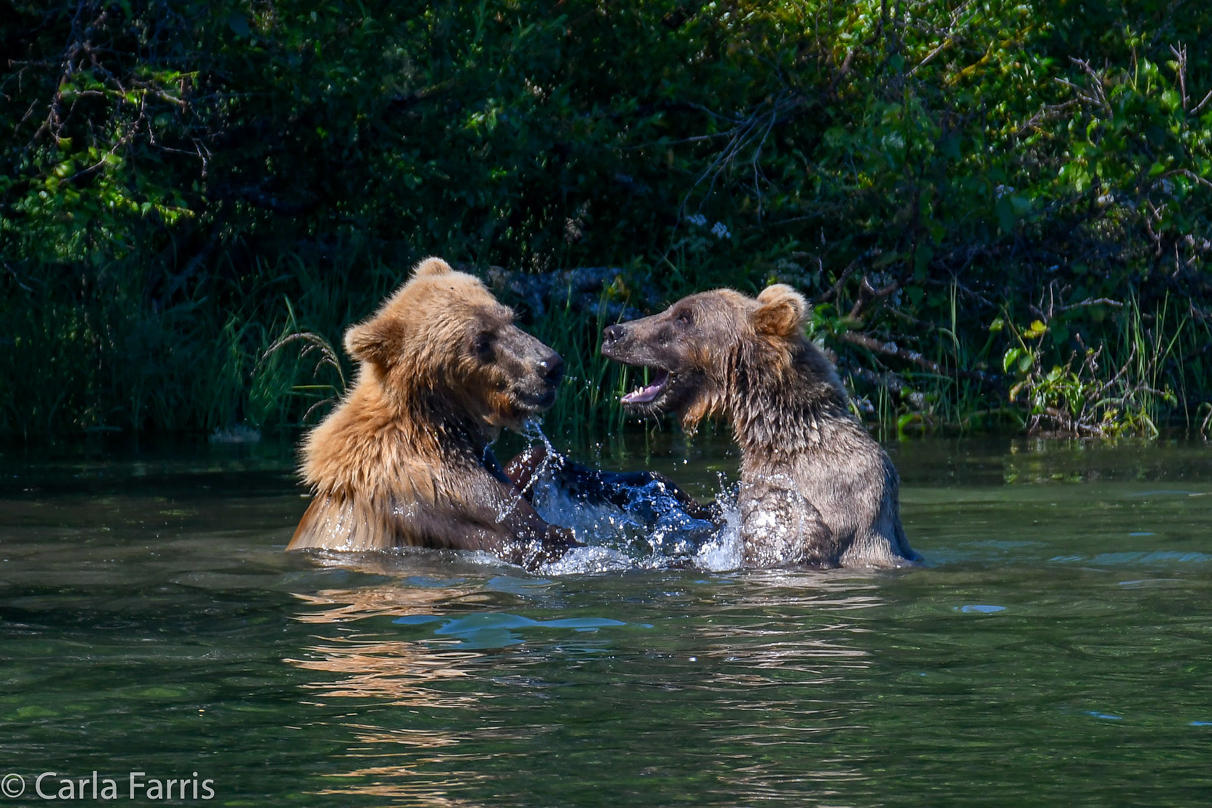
[2,0,1209,437]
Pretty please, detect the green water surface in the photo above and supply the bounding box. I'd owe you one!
[1,435,1210,806]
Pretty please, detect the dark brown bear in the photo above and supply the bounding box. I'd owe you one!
[287,257,576,569]
[601,284,917,568]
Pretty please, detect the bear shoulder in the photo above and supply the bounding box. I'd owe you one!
[299,378,440,504]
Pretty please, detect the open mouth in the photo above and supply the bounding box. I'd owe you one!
[621,368,670,405]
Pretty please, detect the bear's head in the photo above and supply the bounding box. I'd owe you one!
[344,257,564,430]
[600,284,809,429]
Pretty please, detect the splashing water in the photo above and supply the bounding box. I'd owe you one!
[692,477,744,572]
[516,421,744,574]
[539,544,635,575]
[489,418,557,524]
[535,481,743,576]
[519,417,558,466]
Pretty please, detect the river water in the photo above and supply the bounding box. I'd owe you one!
[1,434,1210,806]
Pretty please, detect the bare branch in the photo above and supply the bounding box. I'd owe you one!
[839,330,999,387]
[813,249,881,304]
[1170,43,1188,112]
[1191,88,1212,116]
[1057,297,1125,312]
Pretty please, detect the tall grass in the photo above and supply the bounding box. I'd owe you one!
[2,246,1208,442]
[525,286,630,442]
[935,293,1204,438]
[0,243,385,438]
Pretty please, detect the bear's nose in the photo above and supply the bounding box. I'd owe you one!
[602,324,625,348]
[538,353,564,385]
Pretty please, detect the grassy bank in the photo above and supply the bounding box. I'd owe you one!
[4,244,1206,441]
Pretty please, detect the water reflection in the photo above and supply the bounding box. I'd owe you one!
[288,582,489,707]
[286,580,503,802]
[284,567,889,805]
[315,765,490,807]
[291,577,493,624]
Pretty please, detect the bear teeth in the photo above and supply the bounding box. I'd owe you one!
[622,369,669,404]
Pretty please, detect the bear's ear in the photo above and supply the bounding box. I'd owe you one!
[753,284,808,338]
[412,257,453,279]
[344,317,404,365]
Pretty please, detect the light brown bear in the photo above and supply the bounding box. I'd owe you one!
[601,284,917,568]
[287,257,577,569]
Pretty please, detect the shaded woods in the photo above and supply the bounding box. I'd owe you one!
[2,0,1210,439]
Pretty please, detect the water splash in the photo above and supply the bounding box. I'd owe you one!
[490,418,556,524]
[692,477,743,572]
[516,418,563,500]
[498,419,746,575]
[526,452,744,575]
[540,545,634,575]
[519,417,557,459]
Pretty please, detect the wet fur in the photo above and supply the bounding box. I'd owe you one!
[602,285,916,568]
[289,258,574,569]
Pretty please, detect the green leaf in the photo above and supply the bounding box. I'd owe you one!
[913,245,933,281]
[872,251,901,269]
[927,219,945,245]
[228,12,251,38]
[995,198,1015,232]
[1024,320,1047,339]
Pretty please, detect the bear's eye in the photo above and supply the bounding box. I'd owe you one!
[472,331,494,360]
[675,309,693,328]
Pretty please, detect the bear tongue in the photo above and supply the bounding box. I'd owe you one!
[622,369,669,404]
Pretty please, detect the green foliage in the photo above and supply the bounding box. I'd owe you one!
[1,0,1210,437]
[997,296,1201,436]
